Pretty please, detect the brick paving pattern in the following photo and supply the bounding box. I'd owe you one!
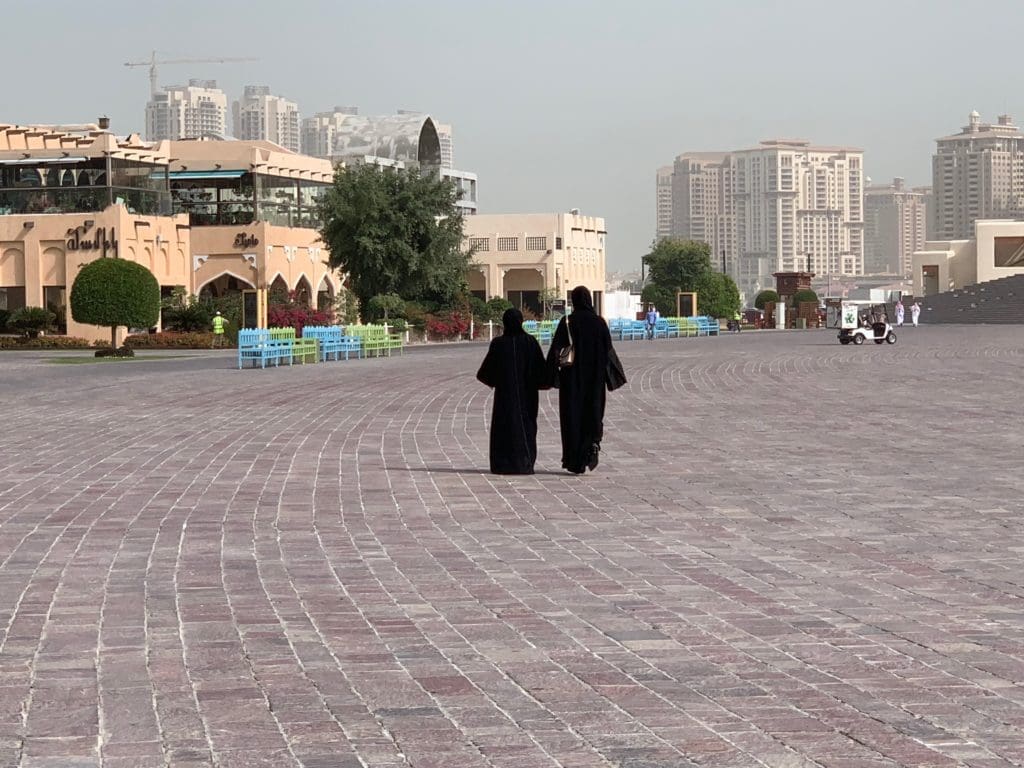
[0,325,1023,768]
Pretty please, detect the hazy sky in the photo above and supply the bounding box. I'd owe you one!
[6,0,1023,269]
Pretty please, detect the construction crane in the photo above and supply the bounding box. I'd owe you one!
[124,51,259,96]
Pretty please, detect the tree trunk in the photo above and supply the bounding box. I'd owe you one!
[111,326,118,350]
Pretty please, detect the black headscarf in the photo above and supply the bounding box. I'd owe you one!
[502,307,525,334]
[570,285,594,312]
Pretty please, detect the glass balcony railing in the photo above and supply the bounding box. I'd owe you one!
[0,187,169,216]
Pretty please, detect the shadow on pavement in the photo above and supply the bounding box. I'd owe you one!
[402,466,568,477]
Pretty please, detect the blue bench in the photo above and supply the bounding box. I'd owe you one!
[696,316,720,336]
[238,329,293,369]
[303,325,365,361]
[303,325,342,361]
[339,333,363,360]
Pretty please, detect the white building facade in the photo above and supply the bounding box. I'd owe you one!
[233,85,301,153]
[441,168,477,216]
[145,79,228,141]
[933,111,1024,240]
[912,219,1024,295]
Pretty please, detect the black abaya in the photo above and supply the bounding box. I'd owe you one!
[476,327,548,475]
[547,291,617,474]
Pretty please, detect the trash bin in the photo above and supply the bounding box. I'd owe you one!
[795,318,807,330]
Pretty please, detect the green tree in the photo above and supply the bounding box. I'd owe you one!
[754,289,780,310]
[367,292,406,322]
[693,272,741,319]
[162,287,212,332]
[9,306,55,339]
[318,164,471,317]
[642,238,712,294]
[485,297,513,321]
[640,284,677,316]
[70,259,160,349]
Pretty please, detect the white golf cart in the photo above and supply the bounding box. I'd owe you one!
[825,299,897,346]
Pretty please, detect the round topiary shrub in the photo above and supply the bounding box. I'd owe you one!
[754,289,779,310]
[70,258,160,349]
[790,288,819,307]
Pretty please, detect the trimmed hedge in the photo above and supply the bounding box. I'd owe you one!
[124,332,218,349]
[0,336,100,350]
[95,347,135,358]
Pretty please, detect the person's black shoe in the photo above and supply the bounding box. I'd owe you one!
[587,443,600,471]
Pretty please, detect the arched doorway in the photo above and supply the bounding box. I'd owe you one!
[293,275,314,307]
[198,272,255,300]
[268,274,289,305]
[316,275,335,311]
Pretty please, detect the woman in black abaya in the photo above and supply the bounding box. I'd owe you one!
[548,285,625,474]
[476,308,549,474]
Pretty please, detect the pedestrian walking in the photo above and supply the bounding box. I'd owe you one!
[211,311,229,348]
[911,301,921,327]
[894,298,905,327]
[476,308,549,475]
[548,286,627,475]
[645,305,657,340]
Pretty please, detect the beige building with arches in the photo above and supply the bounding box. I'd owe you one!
[169,138,339,308]
[0,121,342,343]
[464,212,607,316]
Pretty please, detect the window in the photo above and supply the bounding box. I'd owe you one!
[497,237,519,251]
[526,236,547,251]
[555,236,563,249]
[469,237,490,252]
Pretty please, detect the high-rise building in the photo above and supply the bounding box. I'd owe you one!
[659,140,864,297]
[301,107,359,159]
[669,153,736,275]
[655,166,673,241]
[232,85,300,153]
[145,79,227,141]
[932,111,1024,239]
[732,141,863,295]
[864,178,929,275]
[436,123,454,168]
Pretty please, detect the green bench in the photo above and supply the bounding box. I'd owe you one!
[269,327,319,364]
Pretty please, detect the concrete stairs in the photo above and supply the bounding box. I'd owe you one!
[916,274,1024,324]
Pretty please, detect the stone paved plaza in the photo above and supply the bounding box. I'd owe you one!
[1,326,1023,768]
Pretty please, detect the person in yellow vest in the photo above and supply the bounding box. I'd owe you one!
[211,311,229,348]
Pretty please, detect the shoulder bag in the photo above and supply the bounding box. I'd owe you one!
[557,317,574,369]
